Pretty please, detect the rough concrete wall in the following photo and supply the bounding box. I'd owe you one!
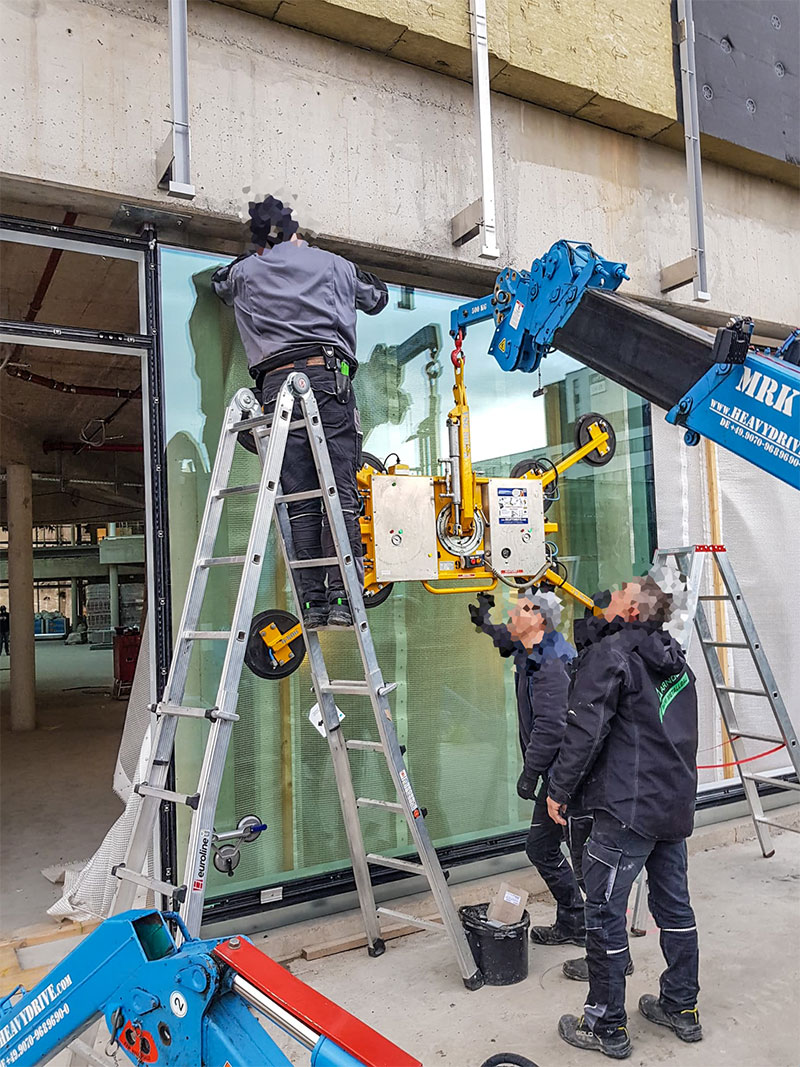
[220,0,678,134]
[2,0,797,325]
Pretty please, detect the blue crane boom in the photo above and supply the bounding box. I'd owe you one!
[451,241,799,490]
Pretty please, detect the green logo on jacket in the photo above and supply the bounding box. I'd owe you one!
[655,671,689,722]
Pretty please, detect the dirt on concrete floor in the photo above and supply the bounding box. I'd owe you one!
[0,642,124,934]
[265,828,800,1067]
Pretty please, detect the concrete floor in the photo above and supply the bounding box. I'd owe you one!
[265,829,800,1067]
[0,642,124,935]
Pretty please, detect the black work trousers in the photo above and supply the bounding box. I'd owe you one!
[525,780,591,936]
[582,812,700,1036]
[260,365,363,607]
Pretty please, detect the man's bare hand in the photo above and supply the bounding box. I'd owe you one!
[547,796,567,826]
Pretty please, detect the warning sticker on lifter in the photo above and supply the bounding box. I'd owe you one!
[399,769,421,818]
[510,300,524,330]
[496,486,529,524]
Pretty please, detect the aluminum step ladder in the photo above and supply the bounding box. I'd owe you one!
[110,375,483,989]
[630,543,799,934]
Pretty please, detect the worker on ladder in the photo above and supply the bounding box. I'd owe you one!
[547,574,702,1060]
[212,195,388,628]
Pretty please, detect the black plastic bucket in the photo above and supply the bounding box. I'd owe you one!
[459,903,530,985]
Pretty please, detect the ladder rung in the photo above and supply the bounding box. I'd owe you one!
[346,740,384,752]
[184,630,231,640]
[323,680,371,696]
[277,489,324,503]
[730,731,784,744]
[742,774,800,791]
[199,555,247,567]
[702,640,749,649]
[230,414,272,432]
[377,907,445,933]
[216,483,260,498]
[157,702,239,722]
[699,595,729,601]
[112,865,187,903]
[754,816,800,834]
[289,557,339,569]
[357,797,404,813]
[135,783,201,809]
[367,853,425,875]
[716,685,769,698]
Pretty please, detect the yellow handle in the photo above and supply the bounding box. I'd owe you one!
[421,579,498,596]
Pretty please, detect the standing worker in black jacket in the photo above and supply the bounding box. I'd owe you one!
[212,196,388,629]
[470,588,588,945]
[547,575,701,1060]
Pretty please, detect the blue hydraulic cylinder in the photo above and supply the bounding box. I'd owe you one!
[666,348,800,490]
[450,240,627,373]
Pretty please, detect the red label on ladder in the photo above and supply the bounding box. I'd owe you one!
[694,544,726,552]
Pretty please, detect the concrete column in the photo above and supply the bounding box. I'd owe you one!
[7,463,36,732]
[109,564,120,628]
[70,578,79,628]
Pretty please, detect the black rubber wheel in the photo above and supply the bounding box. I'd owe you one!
[574,412,616,466]
[480,1055,540,1067]
[509,457,558,513]
[358,451,394,608]
[244,609,306,679]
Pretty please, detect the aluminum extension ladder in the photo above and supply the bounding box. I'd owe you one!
[658,544,799,855]
[111,375,482,989]
[631,543,800,935]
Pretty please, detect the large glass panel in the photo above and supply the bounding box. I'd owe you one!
[159,247,654,904]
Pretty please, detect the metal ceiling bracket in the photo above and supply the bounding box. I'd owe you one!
[661,0,710,301]
[451,0,499,260]
[156,0,196,200]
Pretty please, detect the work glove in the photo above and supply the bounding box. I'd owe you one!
[516,771,539,801]
[468,591,495,626]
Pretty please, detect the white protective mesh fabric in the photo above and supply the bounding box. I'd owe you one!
[47,619,154,921]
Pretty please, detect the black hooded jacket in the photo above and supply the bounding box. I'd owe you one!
[473,613,576,778]
[548,619,698,841]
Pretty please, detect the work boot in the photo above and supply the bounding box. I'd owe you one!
[530,923,585,947]
[638,995,703,1042]
[563,957,635,982]
[558,1015,632,1059]
[327,596,353,627]
[302,602,329,630]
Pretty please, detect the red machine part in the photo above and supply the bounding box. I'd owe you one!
[113,632,141,685]
[213,939,422,1067]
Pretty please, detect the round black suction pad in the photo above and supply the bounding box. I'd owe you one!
[244,609,306,679]
[574,413,617,466]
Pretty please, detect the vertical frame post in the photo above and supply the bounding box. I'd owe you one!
[141,228,178,889]
[669,0,710,301]
[156,0,196,199]
[470,0,499,260]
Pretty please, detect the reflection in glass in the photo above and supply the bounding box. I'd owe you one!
[159,247,654,902]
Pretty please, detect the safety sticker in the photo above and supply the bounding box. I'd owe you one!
[510,300,524,330]
[309,703,344,737]
[399,769,420,818]
[496,486,529,524]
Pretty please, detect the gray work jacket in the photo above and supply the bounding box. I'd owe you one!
[211,241,387,372]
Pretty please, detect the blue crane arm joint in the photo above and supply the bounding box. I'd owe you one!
[449,240,628,373]
[666,340,800,491]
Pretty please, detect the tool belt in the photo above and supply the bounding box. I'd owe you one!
[253,345,356,404]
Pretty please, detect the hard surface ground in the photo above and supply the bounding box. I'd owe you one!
[265,829,800,1067]
[0,642,124,934]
